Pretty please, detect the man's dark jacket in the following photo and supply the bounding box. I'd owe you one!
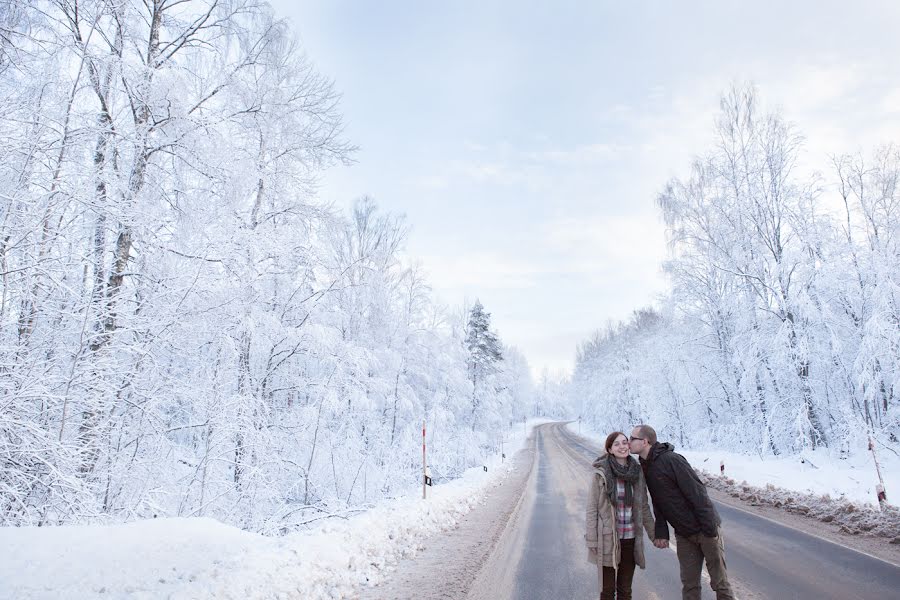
[640,442,721,540]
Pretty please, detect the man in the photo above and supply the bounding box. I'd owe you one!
[630,424,735,600]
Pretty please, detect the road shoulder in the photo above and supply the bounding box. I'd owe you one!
[707,486,900,567]
[356,436,536,600]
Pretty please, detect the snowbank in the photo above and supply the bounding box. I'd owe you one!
[681,447,900,541]
[679,447,899,508]
[701,470,900,541]
[0,419,548,600]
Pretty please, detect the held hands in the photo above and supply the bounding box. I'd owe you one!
[652,538,669,549]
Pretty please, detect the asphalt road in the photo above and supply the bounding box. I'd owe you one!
[512,422,900,600]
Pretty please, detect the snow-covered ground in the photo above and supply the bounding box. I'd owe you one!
[0,419,551,600]
[679,447,898,508]
[568,422,899,508]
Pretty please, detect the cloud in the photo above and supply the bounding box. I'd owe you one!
[408,142,626,193]
[610,61,900,183]
[543,215,665,269]
[769,62,866,115]
[416,212,669,332]
[417,251,540,291]
[405,174,450,190]
[882,87,900,115]
[522,143,622,166]
[459,162,526,185]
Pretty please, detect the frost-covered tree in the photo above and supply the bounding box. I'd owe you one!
[571,84,899,458]
[465,299,503,429]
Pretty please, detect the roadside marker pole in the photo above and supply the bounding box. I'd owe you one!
[868,435,888,509]
[423,420,427,500]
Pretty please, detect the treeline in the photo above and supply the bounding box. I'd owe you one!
[573,86,898,455]
[0,0,532,530]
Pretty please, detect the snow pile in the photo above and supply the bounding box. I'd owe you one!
[678,447,900,508]
[0,518,265,599]
[0,420,545,599]
[0,468,497,599]
[699,473,900,542]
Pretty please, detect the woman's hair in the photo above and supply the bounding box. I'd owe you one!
[604,431,627,453]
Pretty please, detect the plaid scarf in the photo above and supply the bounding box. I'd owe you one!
[604,454,641,507]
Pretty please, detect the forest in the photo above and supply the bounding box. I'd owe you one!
[0,0,535,530]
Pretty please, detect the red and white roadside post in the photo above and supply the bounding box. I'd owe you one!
[868,435,888,510]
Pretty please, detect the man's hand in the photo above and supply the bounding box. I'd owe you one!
[653,539,669,549]
[588,548,599,562]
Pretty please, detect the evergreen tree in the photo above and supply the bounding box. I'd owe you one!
[465,300,503,428]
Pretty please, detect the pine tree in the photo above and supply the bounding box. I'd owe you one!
[466,300,503,428]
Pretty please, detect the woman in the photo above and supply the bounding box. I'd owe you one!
[585,431,656,600]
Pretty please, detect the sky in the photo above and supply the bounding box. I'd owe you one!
[267,0,900,376]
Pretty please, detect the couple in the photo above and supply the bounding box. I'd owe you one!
[585,425,735,600]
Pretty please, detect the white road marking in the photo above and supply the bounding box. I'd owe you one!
[716,495,900,569]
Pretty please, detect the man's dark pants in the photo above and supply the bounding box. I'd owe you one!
[673,527,735,600]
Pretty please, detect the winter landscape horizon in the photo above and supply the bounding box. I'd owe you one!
[1,1,898,599]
